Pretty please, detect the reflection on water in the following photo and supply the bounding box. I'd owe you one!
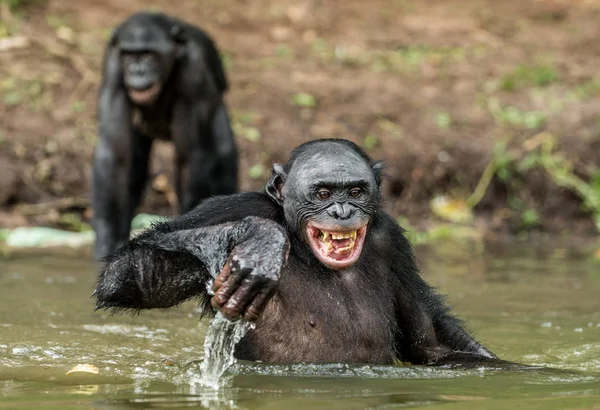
[0,241,599,409]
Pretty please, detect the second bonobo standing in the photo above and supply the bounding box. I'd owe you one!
[94,138,500,366]
[92,12,238,260]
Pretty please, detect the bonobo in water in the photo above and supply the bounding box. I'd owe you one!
[92,12,238,260]
[94,139,498,366]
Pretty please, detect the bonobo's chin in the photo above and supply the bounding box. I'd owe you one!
[127,83,161,105]
[306,222,367,270]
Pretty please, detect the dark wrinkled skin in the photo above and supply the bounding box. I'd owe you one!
[92,11,238,261]
[94,138,503,366]
[95,216,289,321]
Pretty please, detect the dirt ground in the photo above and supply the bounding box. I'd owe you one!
[1,0,600,236]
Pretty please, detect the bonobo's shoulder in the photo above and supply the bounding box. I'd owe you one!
[373,211,406,234]
[195,192,278,218]
[158,192,281,232]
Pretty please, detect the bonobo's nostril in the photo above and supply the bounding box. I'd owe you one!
[329,202,353,219]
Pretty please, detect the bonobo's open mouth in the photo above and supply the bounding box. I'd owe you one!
[128,83,161,104]
[306,223,367,269]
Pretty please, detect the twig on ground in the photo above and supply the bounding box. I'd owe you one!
[15,197,90,216]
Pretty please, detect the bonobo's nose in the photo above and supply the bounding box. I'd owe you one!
[329,202,354,220]
[126,62,155,90]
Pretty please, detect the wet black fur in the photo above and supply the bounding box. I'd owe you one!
[94,139,498,365]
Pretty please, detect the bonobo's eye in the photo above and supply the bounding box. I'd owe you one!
[316,188,332,200]
[348,187,363,198]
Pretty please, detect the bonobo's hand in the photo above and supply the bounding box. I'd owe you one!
[210,225,289,321]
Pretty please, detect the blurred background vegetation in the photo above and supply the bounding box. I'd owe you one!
[1,0,600,246]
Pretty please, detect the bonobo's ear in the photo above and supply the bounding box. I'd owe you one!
[108,29,119,47]
[372,161,385,188]
[266,163,287,205]
[171,25,187,57]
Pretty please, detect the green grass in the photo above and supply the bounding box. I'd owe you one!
[500,64,559,91]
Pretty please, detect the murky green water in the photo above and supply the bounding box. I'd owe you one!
[1,241,599,409]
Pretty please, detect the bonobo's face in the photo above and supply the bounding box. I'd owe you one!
[282,146,379,270]
[120,51,164,105]
[117,21,179,105]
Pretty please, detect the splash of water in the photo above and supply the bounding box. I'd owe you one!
[196,312,253,390]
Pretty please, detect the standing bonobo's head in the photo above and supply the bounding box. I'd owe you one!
[266,139,383,270]
[112,13,185,105]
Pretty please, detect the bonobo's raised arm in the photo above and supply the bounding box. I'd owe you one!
[94,216,289,321]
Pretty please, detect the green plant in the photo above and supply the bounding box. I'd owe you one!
[469,133,600,232]
[500,64,558,91]
[363,135,379,151]
[434,112,452,130]
[248,164,266,180]
[520,209,541,229]
[487,98,546,129]
[292,92,316,108]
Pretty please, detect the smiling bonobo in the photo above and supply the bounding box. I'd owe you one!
[94,139,498,366]
[275,147,375,270]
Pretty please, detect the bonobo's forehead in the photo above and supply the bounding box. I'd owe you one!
[289,146,374,190]
[118,15,173,53]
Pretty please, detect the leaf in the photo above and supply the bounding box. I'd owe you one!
[292,92,316,108]
[248,164,266,180]
[521,209,540,229]
[435,112,452,129]
[518,153,540,171]
[66,364,99,375]
[243,127,261,142]
[131,213,164,230]
[430,195,474,224]
[3,91,22,106]
[363,135,379,151]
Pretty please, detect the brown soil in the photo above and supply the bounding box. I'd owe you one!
[1,0,600,235]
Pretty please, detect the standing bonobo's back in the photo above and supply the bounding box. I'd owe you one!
[94,138,501,367]
[91,11,238,261]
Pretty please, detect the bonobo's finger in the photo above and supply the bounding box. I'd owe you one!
[210,264,249,309]
[243,282,277,321]
[212,259,232,293]
[219,277,260,321]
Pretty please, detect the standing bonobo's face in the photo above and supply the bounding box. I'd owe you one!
[268,142,380,270]
[116,16,182,105]
[120,51,163,104]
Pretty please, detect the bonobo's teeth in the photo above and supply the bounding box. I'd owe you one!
[319,231,358,243]
[320,230,358,242]
[332,232,350,240]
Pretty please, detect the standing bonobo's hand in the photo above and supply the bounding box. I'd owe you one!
[211,219,290,321]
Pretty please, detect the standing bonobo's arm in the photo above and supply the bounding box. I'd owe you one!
[92,44,134,260]
[94,216,290,321]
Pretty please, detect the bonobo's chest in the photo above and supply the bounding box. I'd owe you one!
[132,105,172,141]
[234,258,397,365]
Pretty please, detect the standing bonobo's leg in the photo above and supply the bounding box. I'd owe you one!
[92,49,134,260]
[130,129,153,215]
[172,102,216,213]
[211,103,238,195]
[94,216,289,321]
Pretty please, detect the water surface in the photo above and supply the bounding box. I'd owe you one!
[1,241,599,409]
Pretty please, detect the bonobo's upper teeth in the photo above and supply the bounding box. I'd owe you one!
[319,230,358,242]
[331,231,356,240]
